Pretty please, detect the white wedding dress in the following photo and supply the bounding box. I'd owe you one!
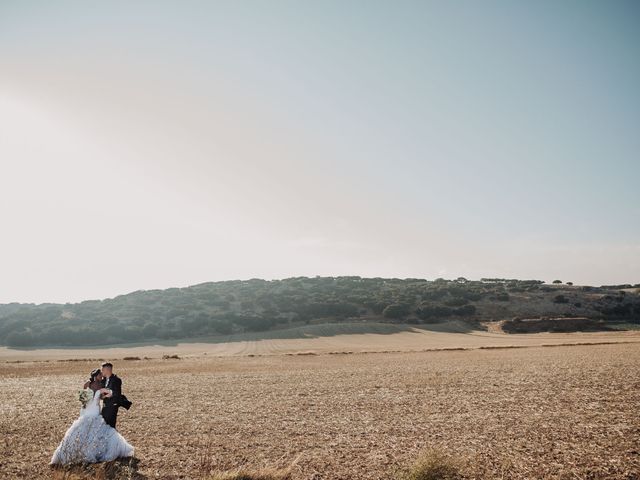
[50,388,134,465]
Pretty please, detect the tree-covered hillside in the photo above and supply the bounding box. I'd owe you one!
[1,276,638,347]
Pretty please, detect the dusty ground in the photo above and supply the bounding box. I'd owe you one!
[1,340,639,479]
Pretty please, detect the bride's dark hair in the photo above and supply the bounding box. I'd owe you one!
[89,368,102,383]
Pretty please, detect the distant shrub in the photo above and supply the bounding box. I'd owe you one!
[235,315,276,332]
[213,321,233,335]
[444,297,468,307]
[302,302,359,318]
[142,323,159,337]
[552,280,562,284]
[502,317,610,333]
[454,304,476,316]
[599,303,633,318]
[495,293,510,301]
[364,301,387,314]
[553,295,569,304]
[600,284,633,289]
[6,330,33,347]
[415,305,454,320]
[383,303,412,319]
[421,290,448,301]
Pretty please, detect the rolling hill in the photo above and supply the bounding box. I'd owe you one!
[1,276,638,347]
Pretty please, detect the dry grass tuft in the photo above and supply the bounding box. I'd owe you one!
[208,467,292,480]
[396,448,463,480]
[208,462,295,480]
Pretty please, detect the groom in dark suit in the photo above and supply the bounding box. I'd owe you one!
[100,362,122,429]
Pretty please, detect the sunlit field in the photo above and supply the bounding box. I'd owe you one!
[1,340,639,479]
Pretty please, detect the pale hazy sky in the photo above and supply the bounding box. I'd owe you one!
[1,1,639,303]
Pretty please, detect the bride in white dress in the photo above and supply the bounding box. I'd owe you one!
[50,369,134,465]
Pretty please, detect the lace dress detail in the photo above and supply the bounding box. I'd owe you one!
[50,389,134,465]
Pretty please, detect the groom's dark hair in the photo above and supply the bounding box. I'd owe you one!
[101,362,113,369]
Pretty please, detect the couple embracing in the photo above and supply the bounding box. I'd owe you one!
[50,362,135,465]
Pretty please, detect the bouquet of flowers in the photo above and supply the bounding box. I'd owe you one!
[78,388,92,408]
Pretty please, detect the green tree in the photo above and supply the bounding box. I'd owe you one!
[382,303,411,319]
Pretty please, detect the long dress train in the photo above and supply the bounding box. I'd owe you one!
[50,388,134,465]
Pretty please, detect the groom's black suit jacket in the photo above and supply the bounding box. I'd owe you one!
[101,374,122,408]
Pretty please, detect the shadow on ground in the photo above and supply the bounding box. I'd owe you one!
[50,457,146,480]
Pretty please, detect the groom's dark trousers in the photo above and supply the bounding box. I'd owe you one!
[101,374,122,429]
[102,404,119,429]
